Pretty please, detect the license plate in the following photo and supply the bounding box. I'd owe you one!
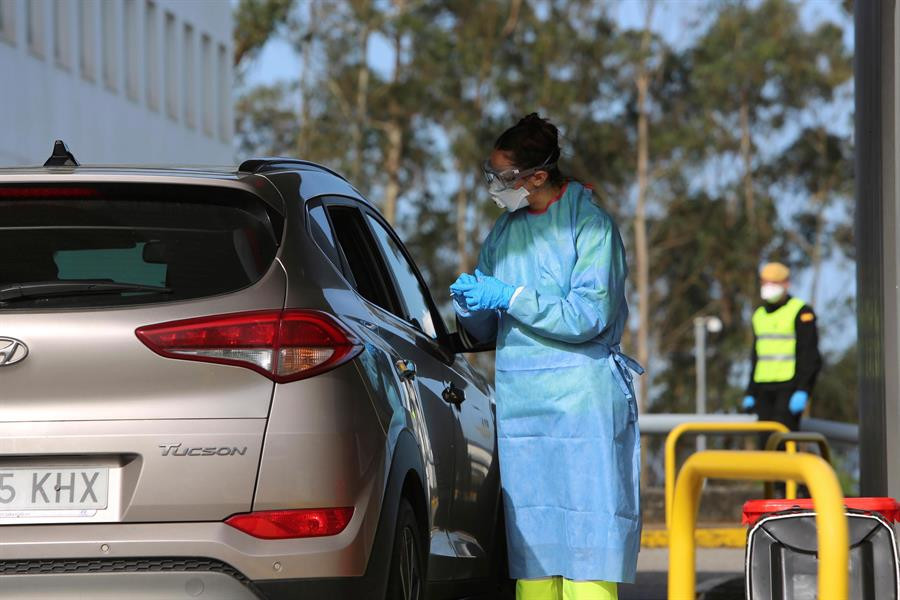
[0,468,108,510]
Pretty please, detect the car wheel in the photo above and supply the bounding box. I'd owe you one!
[386,498,426,600]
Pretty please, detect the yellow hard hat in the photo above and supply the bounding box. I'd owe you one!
[760,262,790,282]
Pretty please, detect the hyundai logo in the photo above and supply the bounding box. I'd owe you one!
[0,337,28,366]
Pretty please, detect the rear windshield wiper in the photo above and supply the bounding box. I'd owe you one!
[0,281,172,302]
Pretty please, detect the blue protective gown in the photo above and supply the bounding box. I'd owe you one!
[455,181,642,583]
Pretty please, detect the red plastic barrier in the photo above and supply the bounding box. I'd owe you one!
[742,497,900,526]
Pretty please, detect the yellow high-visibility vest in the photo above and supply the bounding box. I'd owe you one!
[752,297,806,383]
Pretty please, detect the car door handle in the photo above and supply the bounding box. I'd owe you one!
[442,382,465,406]
[395,359,416,381]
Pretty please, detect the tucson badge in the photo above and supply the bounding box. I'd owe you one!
[0,337,28,366]
[159,443,249,457]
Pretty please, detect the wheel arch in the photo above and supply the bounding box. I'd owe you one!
[358,429,428,596]
[399,463,429,550]
[388,429,429,536]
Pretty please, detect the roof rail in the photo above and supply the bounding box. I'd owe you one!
[238,158,347,181]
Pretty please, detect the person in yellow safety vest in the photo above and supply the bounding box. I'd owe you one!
[742,262,822,432]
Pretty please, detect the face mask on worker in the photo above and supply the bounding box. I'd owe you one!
[489,179,531,212]
[482,152,556,213]
[760,283,786,303]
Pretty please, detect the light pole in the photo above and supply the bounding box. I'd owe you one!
[694,315,723,451]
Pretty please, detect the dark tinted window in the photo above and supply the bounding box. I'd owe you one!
[366,215,438,339]
[326,205,397,314]
[307,203,343,271]
[0,184,279,309]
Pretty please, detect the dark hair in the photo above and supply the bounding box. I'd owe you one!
[494,113,565,186]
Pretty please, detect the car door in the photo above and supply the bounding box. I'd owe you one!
[360,209,498,579]
[316,197,462,576]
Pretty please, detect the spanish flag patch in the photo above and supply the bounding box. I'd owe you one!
[801,313,815,322]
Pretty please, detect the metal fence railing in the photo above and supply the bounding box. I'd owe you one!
[639,413,858,444]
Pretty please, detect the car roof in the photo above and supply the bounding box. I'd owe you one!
[0,159,340,179]
[3,141,350,183]
[0,165,239,178]
[0,164,285,215]
[0,159,373,214]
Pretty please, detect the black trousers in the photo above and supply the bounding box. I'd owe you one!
[753,386,801,437]
[752,385,804,497]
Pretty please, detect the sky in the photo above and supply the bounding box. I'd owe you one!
[238,0,858,358]
[242,1,854,88]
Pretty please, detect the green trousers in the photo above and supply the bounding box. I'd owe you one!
[516,577,618,600]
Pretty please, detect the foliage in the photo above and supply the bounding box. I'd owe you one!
[233,0,856,420]
[811,344,858,423]
[233,0,294,68]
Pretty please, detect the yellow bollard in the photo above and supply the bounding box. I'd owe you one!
[668,451,848,600]
[664,421,790,528]
[764,432,832,499]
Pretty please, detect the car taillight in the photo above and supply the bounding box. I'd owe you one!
[225,507,354,539]
[135,310,362,383]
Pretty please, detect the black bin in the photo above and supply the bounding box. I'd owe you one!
[742,498,900,600]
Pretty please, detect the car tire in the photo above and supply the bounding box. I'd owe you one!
[386,498,426,600]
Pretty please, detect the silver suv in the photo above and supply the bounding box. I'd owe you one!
[0,143,505,600]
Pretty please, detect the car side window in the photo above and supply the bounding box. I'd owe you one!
[365,214,439,340]
[325,204,399,315]
[306,202,343,271]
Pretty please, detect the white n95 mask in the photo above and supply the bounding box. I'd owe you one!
[761,283,786,302]
[489,181,530,212]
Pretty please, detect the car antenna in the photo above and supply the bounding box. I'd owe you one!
[43,139,79,167]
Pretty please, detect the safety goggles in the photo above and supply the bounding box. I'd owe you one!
[481,153,557,191]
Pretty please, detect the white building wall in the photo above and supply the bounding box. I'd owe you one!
[0,0,233,166]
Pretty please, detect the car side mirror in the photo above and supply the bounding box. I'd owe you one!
[447,317,496,353]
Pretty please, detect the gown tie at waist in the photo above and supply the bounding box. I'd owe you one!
[607,344,645,401]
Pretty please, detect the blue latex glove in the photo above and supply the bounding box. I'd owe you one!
[450,273,477,306]
[742,395,755,410]
[789,390,809,415]
[455,269,517,311]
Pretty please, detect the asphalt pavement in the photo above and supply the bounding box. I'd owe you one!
[463,548,746,600]
[619,548,746,600]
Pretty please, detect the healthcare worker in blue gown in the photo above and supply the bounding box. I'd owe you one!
[451,114,642,600]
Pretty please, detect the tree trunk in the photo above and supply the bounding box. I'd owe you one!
[635,83,650,410]
[382,120,403,225]
[739,92,755,225]
[634,2,654,492]
[809,129,830,308]
[351,22,371,183]
[381,0,407,226]
[634,1,654,414]
[809,187,828,308]
[297,1,320,157]
[501,0,522,37]
[456,166,471,274]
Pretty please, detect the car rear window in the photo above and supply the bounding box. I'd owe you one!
[0,183,280,309]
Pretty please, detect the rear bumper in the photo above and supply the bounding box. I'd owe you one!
[0,439,434,599]
[0,556,377,599]
[0,514,379,600]
[0,506,394,599]
[0,456,390,599]
[0,558,261,599]
[0,519,372,582]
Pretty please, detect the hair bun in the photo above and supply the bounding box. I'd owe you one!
[515,113,559,143]
[494,113,563,182]
[517,112,543,127]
